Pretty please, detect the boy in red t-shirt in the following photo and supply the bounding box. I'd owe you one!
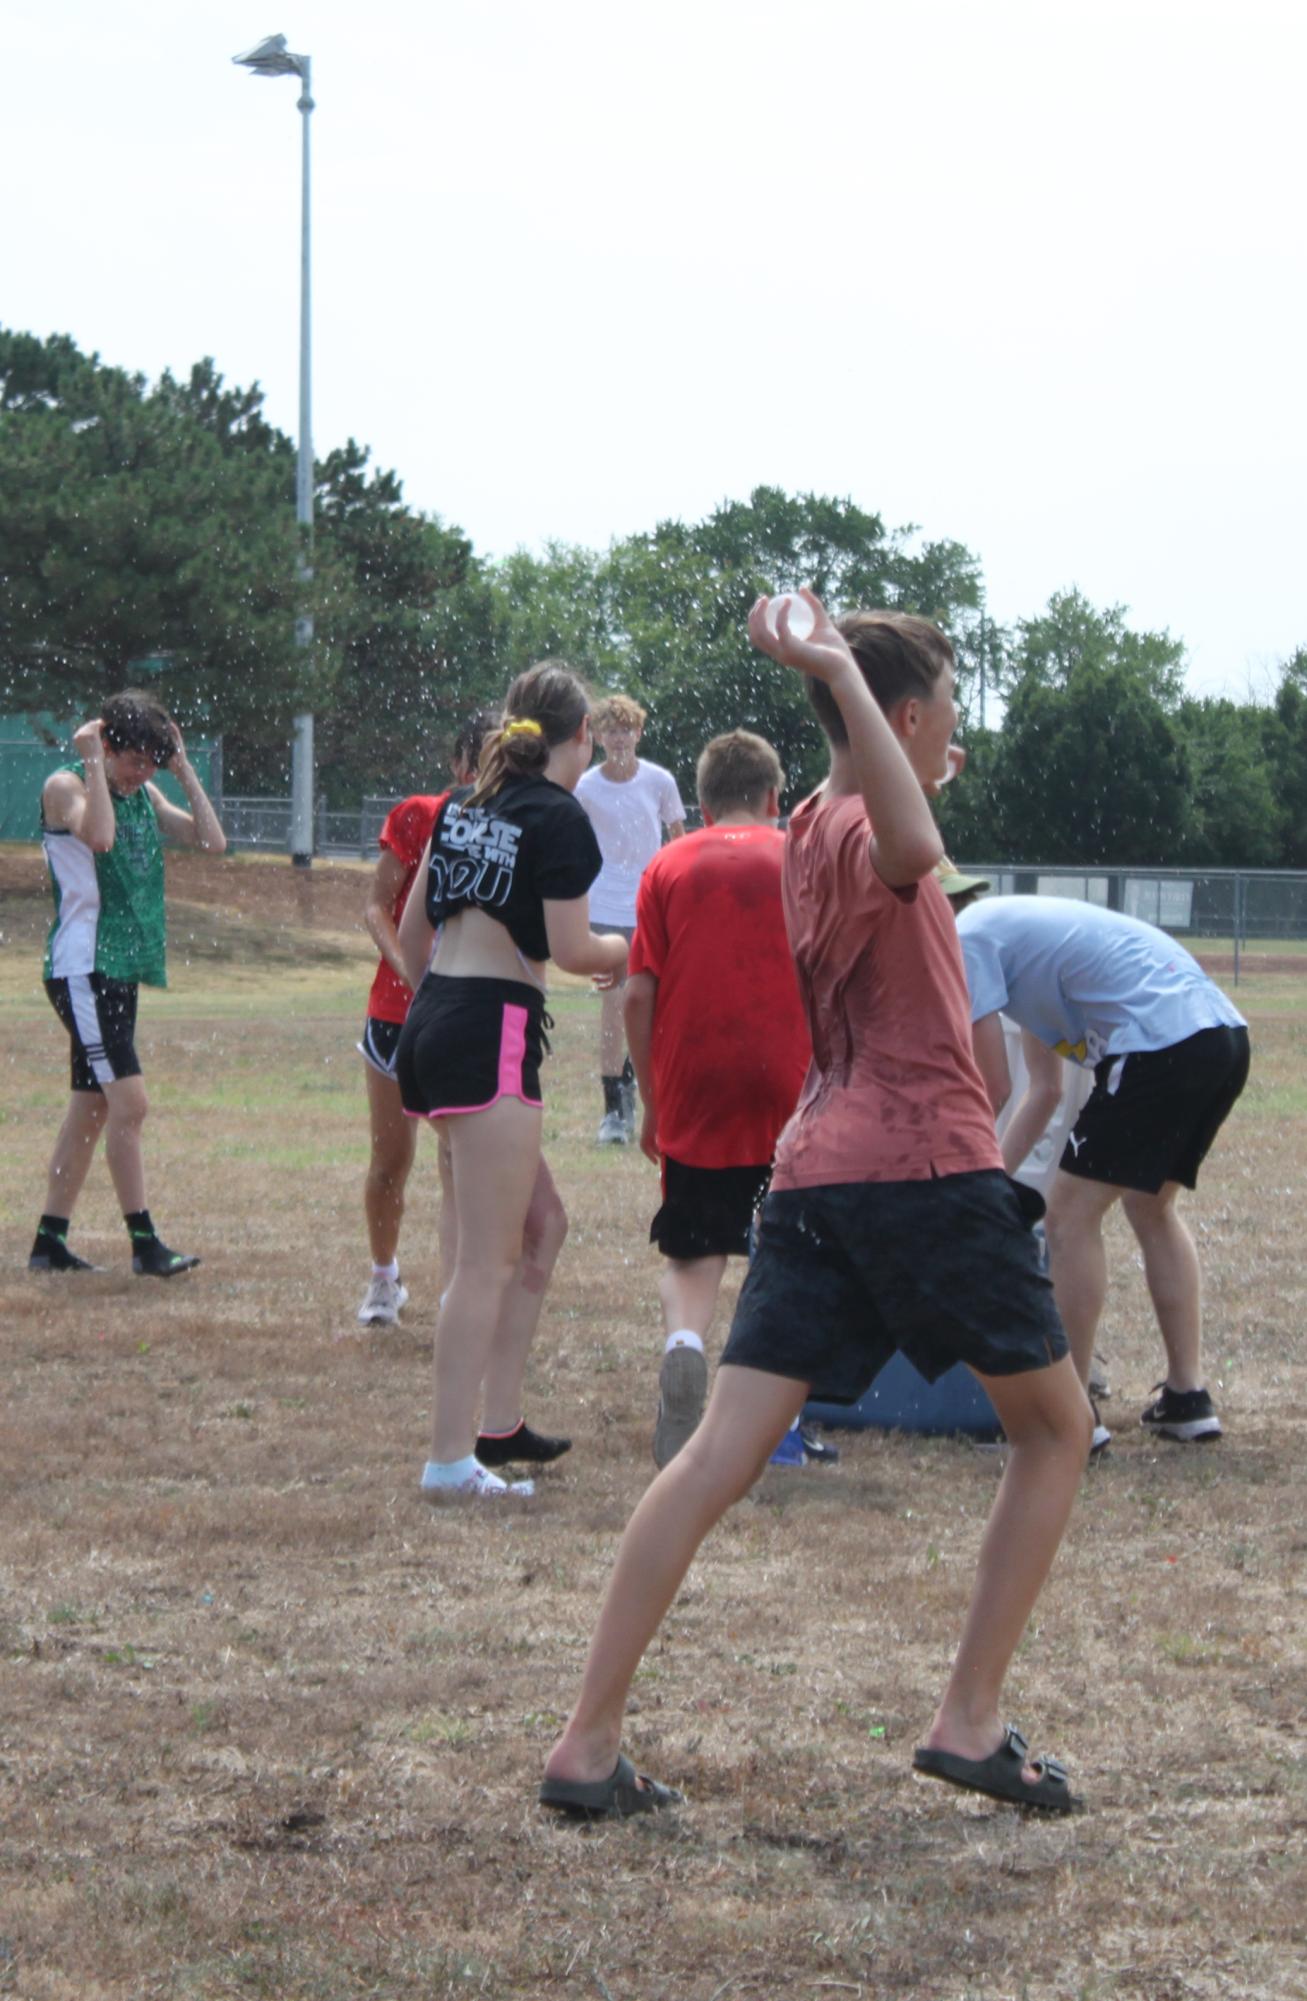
[625,730,814,1467]
[542,592,1091,1821]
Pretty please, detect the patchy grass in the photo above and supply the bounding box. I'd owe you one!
[0,843,1305,2000]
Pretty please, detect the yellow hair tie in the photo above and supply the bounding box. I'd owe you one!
[503,718,544,738]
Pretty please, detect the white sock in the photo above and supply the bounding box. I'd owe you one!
[664,1329,704,1355]
[420,1457,533,1498]
[373,1259,399,1281]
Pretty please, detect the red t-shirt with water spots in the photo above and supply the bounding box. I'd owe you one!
[366,794,446,1025]
[629,824,809,1170]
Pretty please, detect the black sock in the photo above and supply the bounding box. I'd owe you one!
[620,1056,635,1088]
[602,1075,623,1114]
[125,1209,156,1244]
[37,1213,71,1244]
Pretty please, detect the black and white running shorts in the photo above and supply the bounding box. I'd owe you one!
[46,974,141,1092]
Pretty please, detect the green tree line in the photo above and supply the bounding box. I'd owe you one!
[2,328,1304,865]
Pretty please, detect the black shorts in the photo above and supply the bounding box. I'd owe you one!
[358,1015,403,1079]
[46,974,141,1093]
[650,1157,772,1260]
[1059,1025,1251,1194]
[720,1171,1067,1404]
[395,974,547,1119]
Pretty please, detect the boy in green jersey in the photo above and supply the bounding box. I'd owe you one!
[31,691,227,1277]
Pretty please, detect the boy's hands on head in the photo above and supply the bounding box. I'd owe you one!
[73,719,105,763]
[748,588,857,687]
[161,722,187,773]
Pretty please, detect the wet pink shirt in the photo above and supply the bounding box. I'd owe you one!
[771,790,1002,1190]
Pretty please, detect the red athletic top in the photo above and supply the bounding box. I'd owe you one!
[365,794,445,1025]
[628,824,809,1170]
[771,790,1002,1190]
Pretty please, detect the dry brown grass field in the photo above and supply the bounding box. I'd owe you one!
[1,843,1305,2001]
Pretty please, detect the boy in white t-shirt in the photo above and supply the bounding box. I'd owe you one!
[957,896,1250,1444]
[576,695,685,1143]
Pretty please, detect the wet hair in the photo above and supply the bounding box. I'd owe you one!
[696,729,784,819]
[806,613,955,746]
[452,708,499,781]
[465,661,591,808]
[100,689,175,765]
[591,693,646,733]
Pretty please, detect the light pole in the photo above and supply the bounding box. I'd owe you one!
[233,33,316,868]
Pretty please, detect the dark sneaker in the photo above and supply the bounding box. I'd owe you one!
[1140,1383,1222,1443]
[476,1422,572,1467]
[29,1235,99,1273]
[653,1346,708,1468]
[799,1423,840,1464]
[132,1237,201,1279]
[618,1079,638,1142]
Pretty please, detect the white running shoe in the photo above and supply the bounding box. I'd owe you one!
[420,1464,534,1501]
[357,1273,410,1326]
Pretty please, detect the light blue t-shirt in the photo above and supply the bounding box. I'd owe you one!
[956,896,1246,1067]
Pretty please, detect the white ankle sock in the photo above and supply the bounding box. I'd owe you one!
[664,1329,704,1355]
[373,1260,399,1281]
[420,1457,533,1498]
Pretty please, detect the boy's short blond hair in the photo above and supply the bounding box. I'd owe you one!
[591,693,647,733]
[696,730,784,820]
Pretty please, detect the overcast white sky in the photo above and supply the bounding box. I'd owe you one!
[4,0,1303,698]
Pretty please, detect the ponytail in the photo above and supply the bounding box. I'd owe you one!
[466,659,590,808]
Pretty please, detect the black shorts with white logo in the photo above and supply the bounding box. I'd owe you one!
[46,974,141,1093]
[358,1015,404,1079]
[720,1170,1067,1404]
[1059,1025,1251,1194]
[650,1157,772,1261]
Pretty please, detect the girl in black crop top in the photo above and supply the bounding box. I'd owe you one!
[394,662,630,1500]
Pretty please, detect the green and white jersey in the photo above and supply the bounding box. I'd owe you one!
[42,762,168,987]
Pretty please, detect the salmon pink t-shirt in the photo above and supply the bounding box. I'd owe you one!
[629,824,809,1170]
[770,790,1002,1190]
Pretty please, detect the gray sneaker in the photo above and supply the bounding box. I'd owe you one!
[618,1078,638,1141]
[358,1273,409,1326]
[653,1346,708,1468]
[597,1110,629,1145]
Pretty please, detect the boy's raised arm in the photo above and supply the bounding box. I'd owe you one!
[747,590,943,887]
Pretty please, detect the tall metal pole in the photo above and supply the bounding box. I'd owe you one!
[232,36,316,868]
[290,58,315,868]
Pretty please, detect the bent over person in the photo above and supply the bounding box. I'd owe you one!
[30,692,226,1278]
[956,895,1250,1443]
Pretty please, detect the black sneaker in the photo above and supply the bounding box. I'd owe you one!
[476,1422,572,1467]
[29,1234,99,1273]
[1140,1383,1222,1443]
[799,1424,840,1465]
[132,1237,201,1279]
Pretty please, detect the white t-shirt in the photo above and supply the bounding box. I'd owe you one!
[576,759,686,925]
[956,896,1246,1067]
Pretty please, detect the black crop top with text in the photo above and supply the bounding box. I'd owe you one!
[423,776,603,963]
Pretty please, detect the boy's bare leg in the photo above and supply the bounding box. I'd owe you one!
[1120,1183,1203,1392]
[598,981,627,1077]
[921,1355,1090,1779]
[430,1099,542,1462]
[364,1066,418,1266]
[659,1255,727,1341]
[100,1075,149,1217]
[545,1365,800,1785]
[481,1156,569,1433]
[1043,1171,1120,1386]
[43,1091,108,1217]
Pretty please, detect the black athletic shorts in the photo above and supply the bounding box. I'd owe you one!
[358,1015,404,1079]
[1059,1025,1251,1194]
[46,974,141,1093]
[396,973,547,1119]
[650,1157,772,1261]
[720,1170,1067,1404]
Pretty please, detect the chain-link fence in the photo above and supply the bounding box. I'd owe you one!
[221,795,395,858]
